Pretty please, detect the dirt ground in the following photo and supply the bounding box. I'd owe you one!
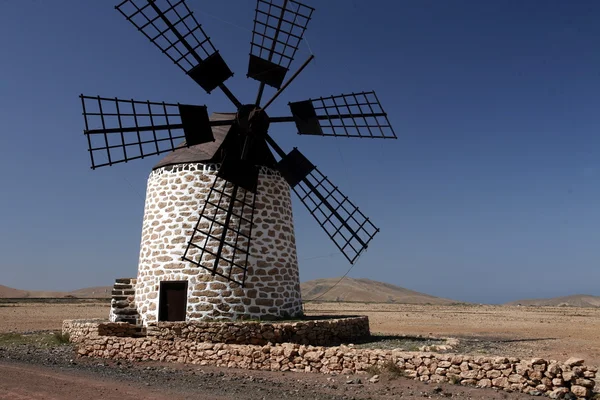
[1,300,599,399]
[304,302,600,366]
[2,300,600,366]
[0,301,108,333]
[0,353,535,400]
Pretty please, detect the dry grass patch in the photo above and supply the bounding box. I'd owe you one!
[0,331,70,347]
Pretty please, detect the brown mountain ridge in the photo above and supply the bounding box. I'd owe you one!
[505,294,600,308]
[0,284,111,299]
[300,277,461,304]
[1,278,458,304]
[6,278,596,307]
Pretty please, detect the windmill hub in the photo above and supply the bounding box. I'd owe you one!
[236,104,270,136]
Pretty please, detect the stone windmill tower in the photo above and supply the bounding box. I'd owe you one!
[133,113,303,324]
[81,0,396,325]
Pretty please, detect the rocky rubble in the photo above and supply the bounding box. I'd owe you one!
[74,336,598,399]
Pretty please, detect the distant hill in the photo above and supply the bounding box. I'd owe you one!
[505,294,600,308]
[0,285,31,298]
[300,277,460,304]
[0,284,112,299]
[4,277,461,304]
[68,286,112,298]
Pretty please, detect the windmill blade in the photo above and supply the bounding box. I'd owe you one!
[289,91,397,139]
[81,95,224,169]
[275,148,379,264]
[182,177,257,287]
[248,0,314,91]
[116,0,234,96]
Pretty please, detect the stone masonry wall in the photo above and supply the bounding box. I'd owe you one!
[62,320,140,343]
[63,317,370,347]
[145,316,369,346]
[75,338,597,399]
[135,163,302,324]
[109,278,138,323]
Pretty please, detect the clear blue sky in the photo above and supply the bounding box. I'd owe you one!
[1,1,599,304]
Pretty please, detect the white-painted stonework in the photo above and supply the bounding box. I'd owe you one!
[134,163,302,325]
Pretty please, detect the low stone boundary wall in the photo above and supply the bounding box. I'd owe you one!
[63,316,370,347]
[146,316,370,346]
[63,319,140,343]
[74,337,597,399]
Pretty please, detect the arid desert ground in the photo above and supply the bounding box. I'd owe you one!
[2,300,600,366]
[307,302,600,366]
[1,300,599,399]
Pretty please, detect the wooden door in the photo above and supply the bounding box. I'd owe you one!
[158,281,187,321]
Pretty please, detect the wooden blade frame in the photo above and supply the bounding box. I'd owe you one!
[182,177,257,287]
[249,0,314,92]
[289,91,397,139]
[80,95,217,169]
[116,0,237,100]
[265,136,379,264]
[293,166,379,264]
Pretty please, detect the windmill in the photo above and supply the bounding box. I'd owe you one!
[81,0,396,324]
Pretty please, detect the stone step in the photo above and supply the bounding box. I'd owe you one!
[113,283,133,290]
[115,278,135,284]
[112,289,135,296]
[115,315,138,324]
[111,300,133,308]
[112,308,139,316]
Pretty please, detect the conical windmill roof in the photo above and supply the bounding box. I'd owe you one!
[152,112,234,170]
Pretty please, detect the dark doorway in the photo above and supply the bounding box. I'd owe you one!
[158,281,188,322]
